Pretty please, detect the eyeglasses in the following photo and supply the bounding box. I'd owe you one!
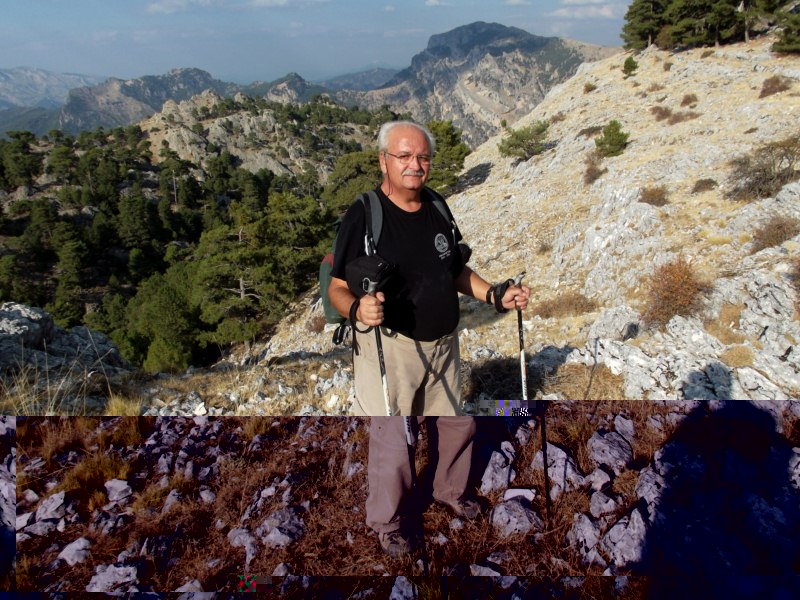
[383,151,432,165]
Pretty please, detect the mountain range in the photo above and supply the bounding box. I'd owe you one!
[0,22,617,145]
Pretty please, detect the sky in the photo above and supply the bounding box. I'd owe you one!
[1,0,632,84]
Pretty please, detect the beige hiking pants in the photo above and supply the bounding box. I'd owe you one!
[350,327,461,416]
[366,416,476,534]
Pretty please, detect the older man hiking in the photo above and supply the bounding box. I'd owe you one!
[328,120,530,557]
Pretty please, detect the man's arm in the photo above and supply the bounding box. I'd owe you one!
[455,266,531,311]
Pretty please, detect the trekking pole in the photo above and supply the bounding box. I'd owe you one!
[404,416,430,577]
[366,280,429,574]
[512,272,551,521]
[365,281,392,417]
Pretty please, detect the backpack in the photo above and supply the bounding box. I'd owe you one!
[319,187,467,343]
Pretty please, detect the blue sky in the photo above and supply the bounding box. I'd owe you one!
[1,0,631,83]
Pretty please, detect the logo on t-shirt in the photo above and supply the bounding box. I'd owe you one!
[434,233,450,259]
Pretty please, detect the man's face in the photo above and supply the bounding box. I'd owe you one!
[380,126,432,194]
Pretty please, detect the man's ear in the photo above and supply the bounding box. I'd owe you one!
[379,151,387,175]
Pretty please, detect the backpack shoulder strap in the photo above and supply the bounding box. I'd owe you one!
[423,187,461,243]
[358,190,383,256]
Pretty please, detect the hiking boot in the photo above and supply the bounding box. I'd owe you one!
[378,530,412,558]
[435,495,485,520]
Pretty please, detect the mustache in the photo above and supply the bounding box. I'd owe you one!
[402,168,425,177]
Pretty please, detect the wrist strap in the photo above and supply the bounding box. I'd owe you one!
[350,297,371,333]
[492,280,513,314]
[485,288,493,306]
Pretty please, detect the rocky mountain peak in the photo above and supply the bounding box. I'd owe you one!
[425,21,546,60]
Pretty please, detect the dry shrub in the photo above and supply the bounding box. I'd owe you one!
[643,256,706,328]
[680,93,699,107]
[759,75,792,98]
[532,292,598,319]
[583,150,607,185]
[667,110,701,125]
[34,417,99,465]
[583,82,597,94]
[651,105,672,121]
[751,215,800,254]
[692,178,718,193]
[97,417,154,450]
[664,61,673,71]
[549,111,566,123]
[720,345,754,368]
[578,125,604,138]
[639,185,669,206]
[728,135,800,201]
[701,50,715,59]
[537,240,552,255]
[58,452,131,512]
[543,363,626,402]
[647,83,666,92]
[612,469,639,499]
[744,127,758,134]
[307,314,326,334]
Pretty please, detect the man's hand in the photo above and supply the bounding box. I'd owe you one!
[500,284,530,311]
[357,291,385,326]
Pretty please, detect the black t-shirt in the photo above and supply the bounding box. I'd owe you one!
[331,187,464,341]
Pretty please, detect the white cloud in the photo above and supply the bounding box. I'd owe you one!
[248,0,290,6]
[425,0,448,6]
[384,4,396,11]
[547,5,618,19]
[146,0,218,15]
[504,0,532,5]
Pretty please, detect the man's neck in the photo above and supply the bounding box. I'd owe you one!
[381,182,423,212]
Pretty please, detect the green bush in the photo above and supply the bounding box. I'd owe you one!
[497,121,550,161]
[595,120,629,158]
[623,56,639,77]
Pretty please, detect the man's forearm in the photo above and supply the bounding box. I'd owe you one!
[329,278,357,319]
[455,267,492,305]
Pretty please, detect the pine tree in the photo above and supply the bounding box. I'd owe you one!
[773,10,800,53]
[426,120,471,194]
[595,121,630,157]
[622,0,669,49]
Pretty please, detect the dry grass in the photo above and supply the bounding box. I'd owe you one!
[759,75,793,98]
[692,178,718,193]
[639,186,669,207]
[543,363,626,402]
[719,345,754,369]
[705,304,746,345]
[667,110,701,125]
[583,150,607,185]
[680,93,699,107]
[650,105,672,122]
[583,82,597,94]
[531,292,598,320]
[751,215,800,254]
[643,256,707,328]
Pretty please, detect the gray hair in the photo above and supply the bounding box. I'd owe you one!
[377,121,436,155]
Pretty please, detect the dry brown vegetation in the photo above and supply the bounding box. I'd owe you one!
[531,292,598,320]
[638,186,669,207]
[13,406,684,591]
[643,256,707,328]
[728,134,800,201]
[759,75,793,98]
[750,215,800,254]
[691,178,718,193]
[583,150,607,185]
[680,93,698,107]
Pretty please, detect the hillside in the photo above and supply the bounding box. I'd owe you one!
[243,35,800,416]
[335,22,620,146]
[0,67,106,110]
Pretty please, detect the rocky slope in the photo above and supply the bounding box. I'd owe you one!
[55,68,240,135]
[12,405,800,593]
[335,22,619,146]
[248,34,800,416]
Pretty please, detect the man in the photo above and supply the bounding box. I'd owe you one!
[328,121,530,556]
